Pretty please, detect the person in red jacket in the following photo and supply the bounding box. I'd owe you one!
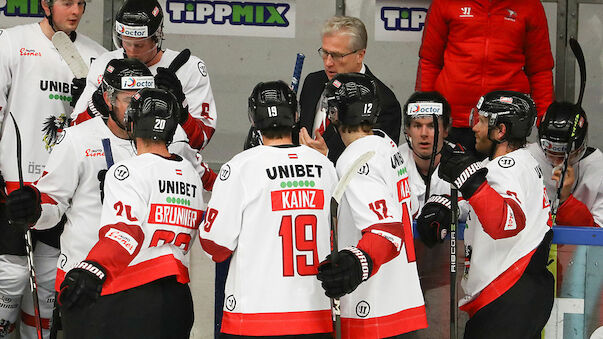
[416,0,554,152]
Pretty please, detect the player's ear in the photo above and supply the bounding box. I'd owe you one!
[495,123,508,141]
[41,0,51,17]
[103,91,113,110]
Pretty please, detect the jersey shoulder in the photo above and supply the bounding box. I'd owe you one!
[74,33,106,55]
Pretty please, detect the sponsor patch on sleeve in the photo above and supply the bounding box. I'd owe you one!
[105,228,138,254]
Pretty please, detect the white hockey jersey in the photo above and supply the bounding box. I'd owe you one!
[398,142,469,220]
[336,133,427,338]
[527,143,603,226]
[200,145,337,336]
[0,23,106,191]
[459,148,552,315]
[73,48,217,149]
[31,117,205,291]
[85,152,203,294]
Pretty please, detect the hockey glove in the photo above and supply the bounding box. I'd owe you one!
[70,77,86,108]
[417,195,453,248]
[317,247,373,299]
[97,169,107,203]
[6,186,42,230]
[439,141,488,199]
[59,261,106,309]
[154,67,189,124]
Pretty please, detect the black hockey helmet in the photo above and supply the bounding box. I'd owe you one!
[102,58,154,96]
[248,80,298,130]
[113,0,164,51]
[538,101,588,165]
[403,91,451,128]
[469,90,537,141]
[124,88,180,142]
[324,73,380,126]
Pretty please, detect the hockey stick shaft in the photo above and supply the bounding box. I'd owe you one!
[329,151,375,339]
[291,53,305,94]
[449,187,459,339]
[552,38,586,223]
[101,138,114,168]
[424,115,439,203]
[9,112,43,339]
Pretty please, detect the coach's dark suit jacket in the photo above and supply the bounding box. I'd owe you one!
[298,66,402,163]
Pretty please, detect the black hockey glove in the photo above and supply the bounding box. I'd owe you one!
[59,261,106,310]
[70,77,86,108]
[97,169,108,203]
[417,195,453,248]
[317,247,373,299]
[439,141,488,199]
[6,186,42,231]
[154,67,189,124]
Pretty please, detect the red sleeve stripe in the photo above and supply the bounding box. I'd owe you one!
[86,222,145,280]
[181,113,215,149]
[357,222,404,276]
[469,183,526,239]
[199,238,232,263]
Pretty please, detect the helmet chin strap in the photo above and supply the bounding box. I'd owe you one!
[44,3,79,41]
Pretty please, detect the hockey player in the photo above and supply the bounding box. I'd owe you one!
[200,81,338,337]
[4,59,211,336]
[0,0,105,337]
[417,91,554,338]
[527,103,602,227]
[315,73,427,338]
[72,0,217,150]
[56,88,204,338]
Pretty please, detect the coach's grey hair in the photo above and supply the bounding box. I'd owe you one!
[321,16,368,51]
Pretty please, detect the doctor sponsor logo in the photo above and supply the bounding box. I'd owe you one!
[121,76,155,90]
[115,20,149,37]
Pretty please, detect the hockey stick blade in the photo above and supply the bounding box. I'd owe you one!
[569,38,586,107]
[168,49,191,73]
[291,53,305,94]
[52,31,88,78]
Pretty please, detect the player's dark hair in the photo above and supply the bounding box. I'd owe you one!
[260,126,292,140]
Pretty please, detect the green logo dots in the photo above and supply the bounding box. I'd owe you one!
[280,182,286,188]
[310,181,315,187]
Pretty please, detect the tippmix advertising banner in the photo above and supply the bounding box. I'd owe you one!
[162,0,296,38]
[374,0,430,42]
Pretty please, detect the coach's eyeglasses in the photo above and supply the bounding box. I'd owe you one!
[317,47,359,62]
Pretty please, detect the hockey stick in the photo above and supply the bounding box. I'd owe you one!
[52,31,88,78]
[449,187,459,339]
[551,38,586,224]
[424,115,439,203]
[8,112,43,339]
[291,53,305,93]
[168,48,191,73]
[329,150,376,339]
[101,138,114,168]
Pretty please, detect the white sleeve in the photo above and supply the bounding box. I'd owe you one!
[180,56,217,128]
[0,30,13,136]
[99,163,148,228]
[200,161,244,252]
[33,130,80,230]
[338,155,402,231]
